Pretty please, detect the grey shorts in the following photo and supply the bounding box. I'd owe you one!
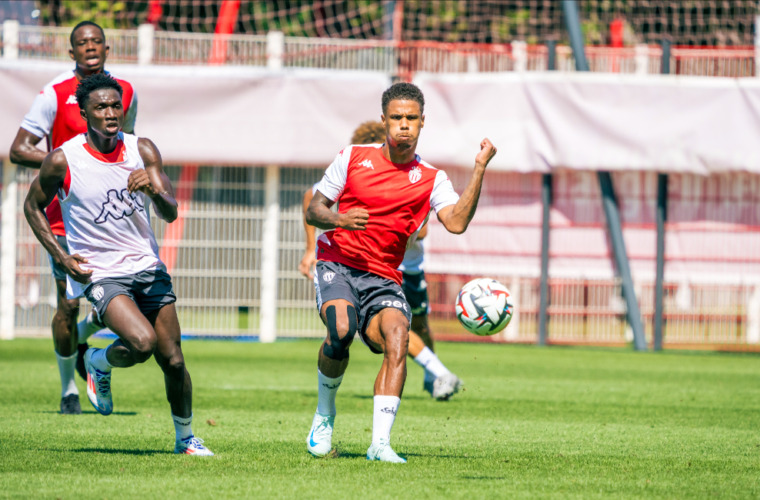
[402,271,429,316]
[84,268,176,319]
[47,235,69,281]
[314,260,411,354]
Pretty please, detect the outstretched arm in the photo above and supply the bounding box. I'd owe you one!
[436,138,497,234]
[299,187,318,279]
[130,137,178,222]
[306,190,368,231]
[24,149,93,284]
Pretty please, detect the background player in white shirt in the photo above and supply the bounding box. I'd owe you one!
[24,73,212,456]
[9,21,137,415]
[305,83,496,463]
[299,121,463,401]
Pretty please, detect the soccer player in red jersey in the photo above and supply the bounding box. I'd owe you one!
[9,21,137,415]
[300,121,463,402]
[305,83,497,462]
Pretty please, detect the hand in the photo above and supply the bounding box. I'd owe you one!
[338,208,369,231]
[62,254,93,284]
[475,138,497,169]
[299,251,317,279]
[127,169,160,197]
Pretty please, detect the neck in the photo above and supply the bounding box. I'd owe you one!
[383,143,417,165]
[75,67,102,81]
[86,129,119,154]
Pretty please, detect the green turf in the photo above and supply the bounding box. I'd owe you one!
[1,339,758,499]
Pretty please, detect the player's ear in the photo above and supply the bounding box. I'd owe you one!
[80,108,87,122]
[420,114,425,128]
[68,48,75,62]
[104,44,110,60]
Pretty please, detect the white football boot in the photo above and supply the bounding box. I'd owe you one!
[432,373,464,401]
[84,348,113,415]
[366,439,406,463]
[306,412,335,457]
[174,436,214,456]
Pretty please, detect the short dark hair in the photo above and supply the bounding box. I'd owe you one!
[70,21,105,47]
[381,82,425,115]
[75,73,122,110]
[351,121,385,145]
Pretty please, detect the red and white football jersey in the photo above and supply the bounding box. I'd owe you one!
[315,144,459,284]
[20,70,137,236]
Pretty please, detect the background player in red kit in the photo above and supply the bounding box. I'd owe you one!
[305,82,497,463]
[9,21,137,415]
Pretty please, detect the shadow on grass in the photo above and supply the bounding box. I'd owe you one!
[40,410,138,416]
[72,448,171,455]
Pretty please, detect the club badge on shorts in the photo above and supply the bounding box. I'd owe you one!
[92,285,105,301]
[322,271,335,283]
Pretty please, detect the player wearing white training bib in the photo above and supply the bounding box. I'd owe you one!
[24,73,212,457]
[58,132,162,299]
[305,83,497,463]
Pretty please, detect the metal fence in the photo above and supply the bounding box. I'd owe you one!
[6,164,759,349]
[2,24,757,77]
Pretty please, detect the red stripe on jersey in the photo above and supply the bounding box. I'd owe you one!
[62,162,71,197]
[317,146,437,284]
[46,74,135,236]
[83,140,125,163]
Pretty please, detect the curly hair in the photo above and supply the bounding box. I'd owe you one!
[75,73,123,110]
[351,121,385,145]
[381,82,425,115]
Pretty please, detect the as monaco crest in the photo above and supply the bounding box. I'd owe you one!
[408,166,421,184]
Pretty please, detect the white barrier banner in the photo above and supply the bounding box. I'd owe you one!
[0,61,390,166]
[414,72,760,174]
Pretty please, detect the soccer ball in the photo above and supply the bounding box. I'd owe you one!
[455,278,514,336]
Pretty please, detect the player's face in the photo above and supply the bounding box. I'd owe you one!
[82,88,124,138]
[382,99,424,152]
[69,25,109,76]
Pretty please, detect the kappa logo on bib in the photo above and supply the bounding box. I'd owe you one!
[323,271,335,283]
[92,285,105,301]
[408,166,421,184]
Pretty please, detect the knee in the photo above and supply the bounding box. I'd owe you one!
[130,335,157,364]
[322,305,357,360]
[159,351,186,375]
[56,299,80,320]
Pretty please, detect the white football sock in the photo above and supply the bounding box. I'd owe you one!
[55,352,78,397]
[413,346,451,379]
[90,346,113,372]
[172,413,194,441]
[316,370,343,416]
[372,395,400,446]
[77,311,104,344]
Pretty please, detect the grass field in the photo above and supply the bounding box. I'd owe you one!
[1,338,759,499]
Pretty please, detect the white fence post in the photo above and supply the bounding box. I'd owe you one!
[137,23,155,65]
[756,15,760,78]
[511,40,527,72]
[267,31,284,71]
[1,160,18,340]
[747,285,760,343]
[3,19,19,60]
[635,43,649,75]
[259,165,280,342]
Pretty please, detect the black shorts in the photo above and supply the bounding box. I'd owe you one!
[402,271,429,316]
[314,260,411,354]
[84,268,176,319]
